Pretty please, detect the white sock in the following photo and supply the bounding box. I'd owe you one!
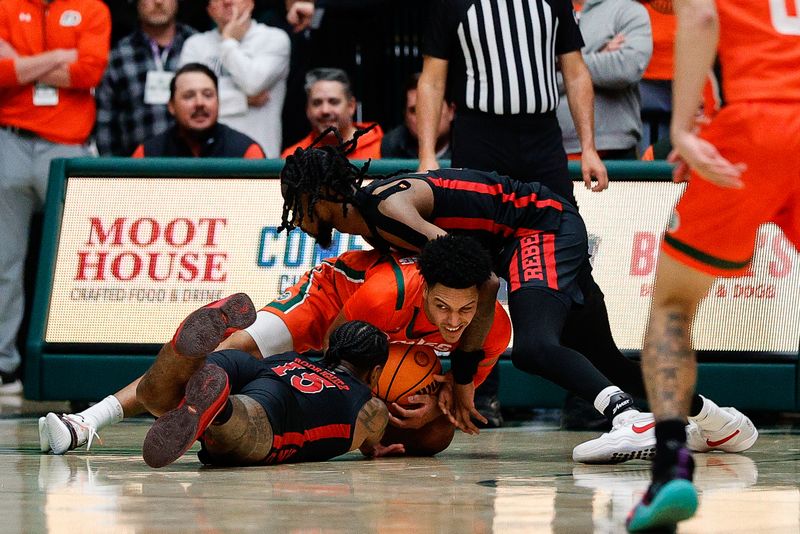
[688,396,728,432]
[593,386,624,415]
[78,395,124,430]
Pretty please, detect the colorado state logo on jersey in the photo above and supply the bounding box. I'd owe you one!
[60,10,81,27]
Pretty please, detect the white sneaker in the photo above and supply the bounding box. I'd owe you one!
[45,412,101,455]
[686,408,758,453]
[572,410,657,464]
[38,417,51,453]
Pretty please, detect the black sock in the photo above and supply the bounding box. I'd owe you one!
[653,419,692,482]
[689,394,704,417]
[655,419,687,449]
[212,399,233,425]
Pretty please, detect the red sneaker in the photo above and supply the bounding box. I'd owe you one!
[142,364,231,468]
[171,293,256,358]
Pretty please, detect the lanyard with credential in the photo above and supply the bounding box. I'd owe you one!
[149,40,172,71]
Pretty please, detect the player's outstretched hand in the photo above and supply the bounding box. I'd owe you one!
[581,148,609,192]
[388,394,441,429]
[434,373,454,419]
[367,443,406,458]
[451,382,484,435]
[671,131,746,189]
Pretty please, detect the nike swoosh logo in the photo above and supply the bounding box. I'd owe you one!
[706,429,740,448]
[632,422,655,434]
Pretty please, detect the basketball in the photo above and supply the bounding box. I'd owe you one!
[374,344,442,405]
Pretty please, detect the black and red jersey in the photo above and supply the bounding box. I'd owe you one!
[258,353,372,465]
[356,168,576,256]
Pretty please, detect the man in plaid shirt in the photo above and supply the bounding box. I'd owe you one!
[95,0,195,156]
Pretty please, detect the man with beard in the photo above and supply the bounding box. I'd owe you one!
[132,62,264,158]
[281,68,383,160]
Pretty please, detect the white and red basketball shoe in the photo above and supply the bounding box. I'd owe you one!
[686,407,758,453]
[572,410,657,464]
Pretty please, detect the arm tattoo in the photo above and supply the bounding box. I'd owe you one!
[359,398,389,436]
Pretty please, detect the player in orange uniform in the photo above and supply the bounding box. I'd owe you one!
[627,1,800,531]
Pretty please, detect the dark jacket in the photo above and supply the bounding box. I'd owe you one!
[133,123,265,158]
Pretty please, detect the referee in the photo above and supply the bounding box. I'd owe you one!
[416,0,651,427]
[417,0,607,201]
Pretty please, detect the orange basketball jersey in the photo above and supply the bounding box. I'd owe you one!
[716,0,800,103]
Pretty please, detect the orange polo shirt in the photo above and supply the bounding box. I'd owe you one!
[281,122,384,159]
[0,0,110,144]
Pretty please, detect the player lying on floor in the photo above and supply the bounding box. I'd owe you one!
[41,235,510,457]
[277,128,758,463]
[138,296,396,467]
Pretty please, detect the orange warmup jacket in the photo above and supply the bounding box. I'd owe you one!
[0,0,110,144]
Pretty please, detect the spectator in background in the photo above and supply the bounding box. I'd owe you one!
[96,0,196,157]
[133,63,265,158]
[282,67,383,159]
[556,0,652,160]
[638,0,675,152]
[381,73,454,159]
[0,0,111,393]
[180,0,290,157]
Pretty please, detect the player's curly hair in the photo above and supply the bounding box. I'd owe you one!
[278,126,402,233]
[418,235,493,289]
[323,320,389,373]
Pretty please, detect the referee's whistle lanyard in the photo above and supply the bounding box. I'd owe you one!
[149,40,172,71]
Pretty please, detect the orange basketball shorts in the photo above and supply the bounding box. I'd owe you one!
[261,249,382,352]
[663,102,800,277]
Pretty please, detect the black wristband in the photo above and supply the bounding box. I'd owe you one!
[450,348,484,385]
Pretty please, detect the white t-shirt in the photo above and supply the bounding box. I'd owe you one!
[180,23,290,158]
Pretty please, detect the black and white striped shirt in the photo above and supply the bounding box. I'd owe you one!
[423,0,583,115]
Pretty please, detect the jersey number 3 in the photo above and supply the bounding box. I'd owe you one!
[770,0,800,35]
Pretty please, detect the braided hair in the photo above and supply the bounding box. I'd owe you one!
[418,234,493,289]
[323,320,389,375]
[278,125,403,233]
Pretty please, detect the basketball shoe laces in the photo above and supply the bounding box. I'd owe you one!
[59,414,102,451]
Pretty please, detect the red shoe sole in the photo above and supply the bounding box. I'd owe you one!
[172,293,256,358]
[142,364,231,468]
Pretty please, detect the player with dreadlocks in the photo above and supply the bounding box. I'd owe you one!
[136,293,397,468]
[278,127,757,464]
[280,125,403,249]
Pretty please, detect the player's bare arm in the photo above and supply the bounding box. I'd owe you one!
[370,178,446,250]
[356,397,404,457]
[671,0,745,189]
